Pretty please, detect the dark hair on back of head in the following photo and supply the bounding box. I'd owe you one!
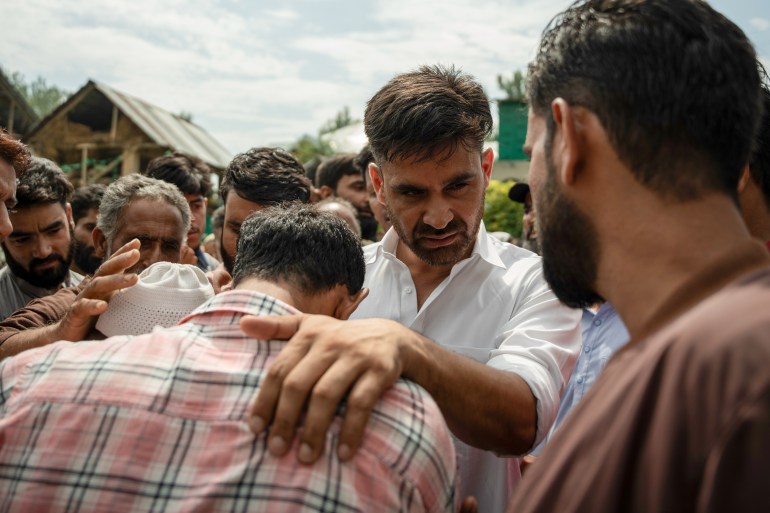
[0,131,31,177]
[71,184,106,223]
[220,147,311,204]
[144,152,212,197]
[233,203,365,295]
[16,157,74,208]
[364,64,493,165]
[315,153,359,189]
[527,0,761,201]
[750,79,770,210]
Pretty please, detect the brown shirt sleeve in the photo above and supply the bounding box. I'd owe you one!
[0,282,86,346]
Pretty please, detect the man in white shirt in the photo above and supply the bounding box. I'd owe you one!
[241,65,581,513]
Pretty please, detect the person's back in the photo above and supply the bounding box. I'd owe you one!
[0,204,457,512]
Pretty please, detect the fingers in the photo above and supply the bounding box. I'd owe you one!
[180,245,198,265]
[57,298,109,342]
[206,265,231,293]
[96,240,141,277]
[81,273,139,302]
[247,329,313,435]
[460,496,479,513]
[240,314,304,341]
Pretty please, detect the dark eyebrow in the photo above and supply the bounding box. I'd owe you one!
[445,172,477,187]
[10,220,64,238]
[42,220,65,232]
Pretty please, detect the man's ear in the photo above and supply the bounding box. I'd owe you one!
[550,98,583,187]
[65,202,74,231]
[370,164,385,203]
[738,165,752,194]
[334,287,369,320]
[318,185,335,199]
[481,147,494,187]
[92,227,108,258]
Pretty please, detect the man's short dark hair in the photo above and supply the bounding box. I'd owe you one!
[16,157,73,209]
[233,203,365,295]
[354,144,374,181]
[750,83,770,210]
[315,153,359,189]
[0,131,31,177]
[144,152,213,197]
[527,0,762,201]
[71,184,106,224]
[364,64,493,165]
[220,147,311,204]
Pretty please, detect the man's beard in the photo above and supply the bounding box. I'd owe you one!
[220,231,235,275]
[536,130,603,309]
[72,239,103,275]
[385,194,483,267]
[2,237,75,290]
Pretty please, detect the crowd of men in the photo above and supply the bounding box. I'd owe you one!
[0,0,767,511]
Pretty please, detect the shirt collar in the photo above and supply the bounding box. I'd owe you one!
[367,222,506,270]
[180,289,301,324]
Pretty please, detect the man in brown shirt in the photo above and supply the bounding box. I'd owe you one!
[507,0,770,512]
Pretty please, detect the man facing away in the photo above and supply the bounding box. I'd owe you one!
[241,65,581,513]
[507,0,770,511]
[0,204,457,513]
[0,157,83,319]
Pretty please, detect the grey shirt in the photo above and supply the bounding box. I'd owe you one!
[0,266,84,320]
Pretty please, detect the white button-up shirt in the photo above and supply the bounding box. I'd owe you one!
[352,223,581,513]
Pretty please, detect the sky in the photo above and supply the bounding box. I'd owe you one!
[4,0,770,156]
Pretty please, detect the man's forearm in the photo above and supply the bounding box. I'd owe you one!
[403,333,537,455]
[0,324,62,361]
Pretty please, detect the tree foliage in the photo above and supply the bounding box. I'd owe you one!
[484,179,523,238]
[8,71,70,118]
[319,106,357,135]
[290,134,334,164]
[497,70,526,102]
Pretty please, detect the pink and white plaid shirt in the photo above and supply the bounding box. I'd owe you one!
[0,290,457,512]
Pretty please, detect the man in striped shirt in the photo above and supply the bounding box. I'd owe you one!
[0,204,457,512]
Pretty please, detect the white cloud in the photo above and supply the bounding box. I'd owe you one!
[751,17,770,31]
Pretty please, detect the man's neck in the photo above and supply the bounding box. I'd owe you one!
[395,239,468,310]
[596,193,765,341]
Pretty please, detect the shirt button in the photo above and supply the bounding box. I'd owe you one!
[576,376,584,384]
[594,319,602,327]
[584,345,591,353]
[404,287,413,294]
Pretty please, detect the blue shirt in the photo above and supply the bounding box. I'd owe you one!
[533,303,629,454]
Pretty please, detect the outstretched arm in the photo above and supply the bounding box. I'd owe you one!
[0,240,141,360]
[242,314,537,464]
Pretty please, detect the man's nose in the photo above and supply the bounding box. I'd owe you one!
[422,199,453,230]
[0,206,12,243]
[33,235,53,259]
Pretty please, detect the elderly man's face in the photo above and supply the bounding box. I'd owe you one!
[98,198,186,274]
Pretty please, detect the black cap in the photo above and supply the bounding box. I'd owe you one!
[508,182,530,203]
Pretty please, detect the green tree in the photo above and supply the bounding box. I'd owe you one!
[319,106,357,135]
[497,70,526,102]
[484,180,523,238]
[8,71,70,118]
[289,134,334,164]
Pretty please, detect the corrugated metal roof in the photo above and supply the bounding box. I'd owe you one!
[92,81,232,169]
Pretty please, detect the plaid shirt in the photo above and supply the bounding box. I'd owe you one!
[0,290,457,512]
